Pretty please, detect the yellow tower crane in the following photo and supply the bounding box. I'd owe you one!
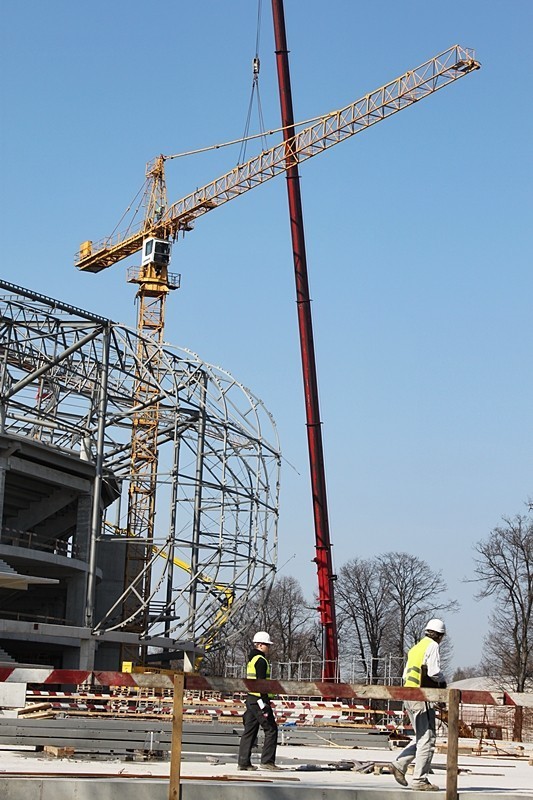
[76,45,479,661]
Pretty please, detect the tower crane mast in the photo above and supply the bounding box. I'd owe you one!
[75,45,479,666]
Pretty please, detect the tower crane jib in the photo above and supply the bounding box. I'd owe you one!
[75,45,479,274]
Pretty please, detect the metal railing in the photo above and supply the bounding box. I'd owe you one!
[0,610,71,625]
[225,655,405,685]
[0,527,79,559]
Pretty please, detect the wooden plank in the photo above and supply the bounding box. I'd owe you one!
[169,672,184,800]
[43,745,76,757]
[446,689,460,800]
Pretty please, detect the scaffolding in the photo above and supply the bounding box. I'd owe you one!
[0,281,281,666]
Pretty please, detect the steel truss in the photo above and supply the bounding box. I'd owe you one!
[0,281,280,651]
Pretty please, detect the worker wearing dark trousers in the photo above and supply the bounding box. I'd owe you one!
[237,631,280,771]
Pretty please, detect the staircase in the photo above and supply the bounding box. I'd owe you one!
[0,646,16,665]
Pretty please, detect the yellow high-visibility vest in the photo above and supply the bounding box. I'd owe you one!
[404,636,433,688]
[246,653,273,697]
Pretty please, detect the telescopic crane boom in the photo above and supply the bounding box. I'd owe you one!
[75,45,479,664]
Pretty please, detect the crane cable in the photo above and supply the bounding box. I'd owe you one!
[106,0,334,241]
[238,0,268,163]
[103,103,333,245]
[163,116,312,161]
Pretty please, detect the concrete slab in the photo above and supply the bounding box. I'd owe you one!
[0,742,531,798]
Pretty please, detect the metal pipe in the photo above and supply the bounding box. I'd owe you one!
[3,327,103,400]
[271,0,339,679]
[188,371,208,637]
[85,325,111,631]
[165,414,182,637]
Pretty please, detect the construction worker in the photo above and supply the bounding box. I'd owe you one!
[237,630,281,771]
[390,618,447,792]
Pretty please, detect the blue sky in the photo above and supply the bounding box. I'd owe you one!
[1,1,532,671]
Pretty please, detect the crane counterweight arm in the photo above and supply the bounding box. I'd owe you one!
[75,45,479,274]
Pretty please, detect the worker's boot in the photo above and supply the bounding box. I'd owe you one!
[391,762,408,786]
[411,780,439,791]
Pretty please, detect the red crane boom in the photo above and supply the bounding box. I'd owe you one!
[271,0,339,679]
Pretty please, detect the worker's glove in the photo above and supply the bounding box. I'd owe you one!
[257,699,270,719]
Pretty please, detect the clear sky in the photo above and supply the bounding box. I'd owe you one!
[1,1,532,672]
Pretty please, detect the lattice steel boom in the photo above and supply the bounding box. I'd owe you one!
[75,45,479,273]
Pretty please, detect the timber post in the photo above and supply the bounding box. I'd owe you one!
[446,688,460,800]
[169,671,184,800]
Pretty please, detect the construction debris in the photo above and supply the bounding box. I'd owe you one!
[43,745,76,758]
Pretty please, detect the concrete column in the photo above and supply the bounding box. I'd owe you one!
[183,649,195,674]
[74,493,92,562]
[65,494,93,631]
[0,461,6,543]
[66,574,89,630]
[78,637,97,671]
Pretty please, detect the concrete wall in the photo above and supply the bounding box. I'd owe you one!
[0,433,120,669]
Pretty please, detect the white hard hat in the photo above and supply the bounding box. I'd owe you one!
[426,618,446,635]
[253,631,273,645]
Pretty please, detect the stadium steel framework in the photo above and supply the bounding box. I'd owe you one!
[0,281,280,670]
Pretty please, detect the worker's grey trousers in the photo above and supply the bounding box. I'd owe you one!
[395,701,436,782]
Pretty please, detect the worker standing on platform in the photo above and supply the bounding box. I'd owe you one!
[237,631,281,771]
[390,618,447,792]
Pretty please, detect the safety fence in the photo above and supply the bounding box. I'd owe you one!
[1,669,532,800]
[225,654,406,684]
[1,667,531,706]
[1,667,531,738]
[1,667,532,739]
[17,686,364,727]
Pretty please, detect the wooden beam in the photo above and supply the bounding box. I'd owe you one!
[169,672,184,800]
[446,688,460,800]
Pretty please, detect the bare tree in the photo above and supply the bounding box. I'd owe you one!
[259,575,319,665]
[336,558,392,683]
[203,552,459,682]
[202,575,320,676]
[201,637,244,676]
[380,551,459,661]
[452,664,481,682]
[336,552,457,682]
[471,514,533,694]
[200,582,274,675]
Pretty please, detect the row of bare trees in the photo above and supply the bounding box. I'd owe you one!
[202,512,532,692]
[336,553,457,682]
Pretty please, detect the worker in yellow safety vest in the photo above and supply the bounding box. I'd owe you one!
[237,631,281,772]
[390,618,447,792]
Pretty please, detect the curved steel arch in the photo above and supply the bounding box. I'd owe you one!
[0,282,280,653]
